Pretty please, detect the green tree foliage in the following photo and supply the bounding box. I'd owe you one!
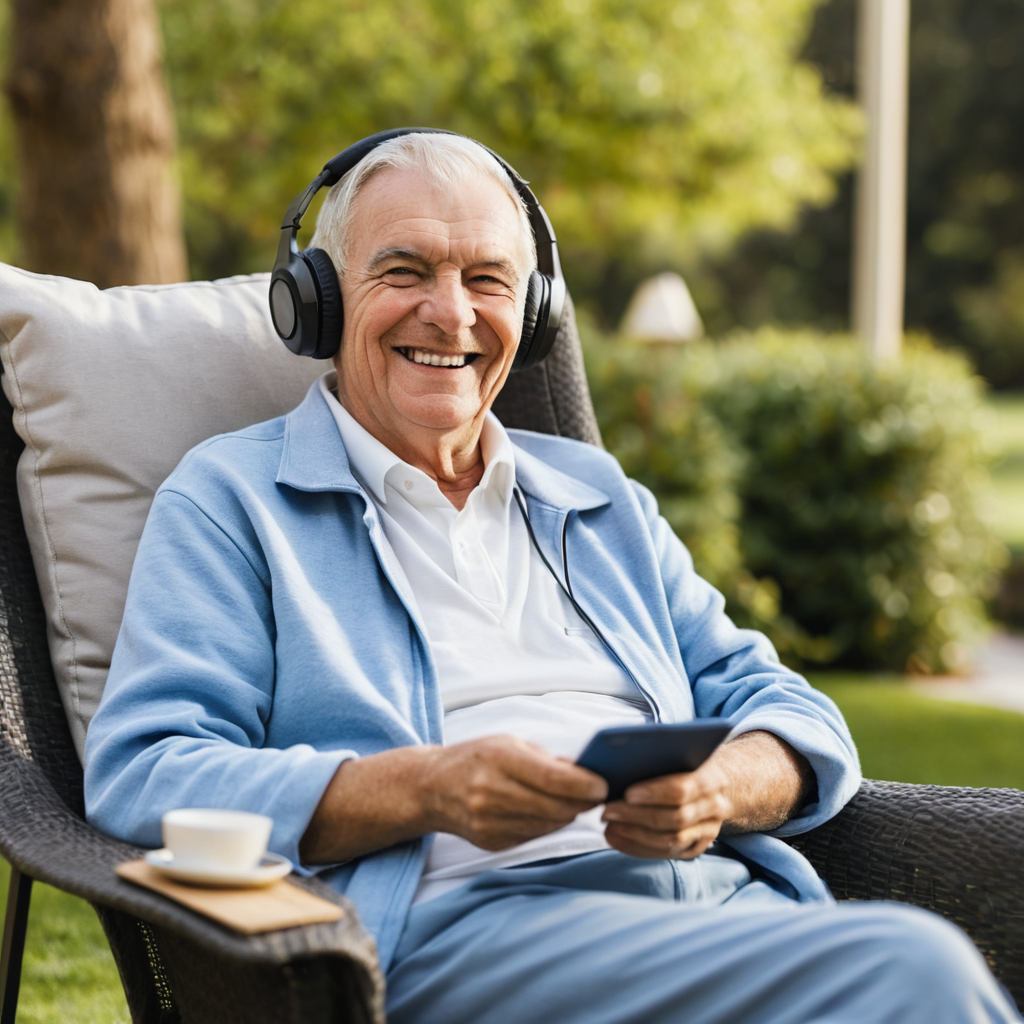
[151,0,858,293]
[701,0,1024,389]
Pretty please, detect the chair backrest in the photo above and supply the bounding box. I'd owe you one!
[491,293,602,446]
[0,378,85,813]
[0,285,601,818]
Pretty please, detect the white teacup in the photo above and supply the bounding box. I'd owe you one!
[161,809,273,874]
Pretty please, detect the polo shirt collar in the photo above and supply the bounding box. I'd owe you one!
[317,372,516,510]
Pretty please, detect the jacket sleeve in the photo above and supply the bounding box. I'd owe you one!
[630,479,862,837]
[83,487,356,871]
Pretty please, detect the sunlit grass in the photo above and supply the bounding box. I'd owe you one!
[811,674,1024,789]
[0,858,128,1024]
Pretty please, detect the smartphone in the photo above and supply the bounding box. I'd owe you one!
[576,720,734,802]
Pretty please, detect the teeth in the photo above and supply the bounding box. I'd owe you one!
[401,348,467,367]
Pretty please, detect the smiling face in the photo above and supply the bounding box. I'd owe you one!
[333,165,531,466]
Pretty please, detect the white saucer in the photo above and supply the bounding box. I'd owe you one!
[144,849,292,888]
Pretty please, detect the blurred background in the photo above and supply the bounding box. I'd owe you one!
[1,2,1023,1018]
[5,0,1024,388]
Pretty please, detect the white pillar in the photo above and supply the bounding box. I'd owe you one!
[852,0,910,360]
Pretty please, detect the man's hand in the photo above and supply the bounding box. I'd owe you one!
[421,735,609,851]
[301,735,608,865]
[601,730,814,860]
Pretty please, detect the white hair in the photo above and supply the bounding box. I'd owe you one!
[309,132,537,280]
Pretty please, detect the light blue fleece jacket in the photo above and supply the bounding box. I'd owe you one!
[84,379,861,970]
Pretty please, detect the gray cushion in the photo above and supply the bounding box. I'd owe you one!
[0,265,323,760]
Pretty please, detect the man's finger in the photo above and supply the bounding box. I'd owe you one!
[604,821,718,861]
[488,776,601,823]
[623,764,725,806]
[603,793,729,831]
[500,745,608,803]
[604,817,721,853]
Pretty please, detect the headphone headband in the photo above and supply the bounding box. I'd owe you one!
[270,128,565,367]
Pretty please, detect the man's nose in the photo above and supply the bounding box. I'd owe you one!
[419,272,476,336]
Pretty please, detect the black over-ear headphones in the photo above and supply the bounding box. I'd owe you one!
[269,127,566,370]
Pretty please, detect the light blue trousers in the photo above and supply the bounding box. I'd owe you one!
[386,850,1021,1024]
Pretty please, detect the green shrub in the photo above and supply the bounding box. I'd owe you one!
[583,331,782,638]
[583,325,1007,673]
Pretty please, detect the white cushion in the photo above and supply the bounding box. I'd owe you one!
[0,264,324,761]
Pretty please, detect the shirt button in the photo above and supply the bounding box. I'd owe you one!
[404,480,414,491]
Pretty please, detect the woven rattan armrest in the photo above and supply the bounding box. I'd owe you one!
[0,753,384,1023]
[790,778,1024,1002]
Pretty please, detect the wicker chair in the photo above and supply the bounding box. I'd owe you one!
[1,298,1022,1023]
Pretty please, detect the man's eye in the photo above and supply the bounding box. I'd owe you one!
[383,267,419,282]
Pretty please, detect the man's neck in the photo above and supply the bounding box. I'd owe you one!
[334,384,486,511]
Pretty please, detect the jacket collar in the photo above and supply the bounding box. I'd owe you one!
[504,435,610,514]
[277,377,611,514]
[277,376,362,493]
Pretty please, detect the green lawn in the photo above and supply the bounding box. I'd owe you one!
[811,675,1024,788]
[1,679,1021,1022]
[0,858,128,1024]
[987,392,1024,551]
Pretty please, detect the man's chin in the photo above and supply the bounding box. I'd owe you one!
[389,393,490,435]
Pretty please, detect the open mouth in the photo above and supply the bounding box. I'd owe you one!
[396,347,479,368]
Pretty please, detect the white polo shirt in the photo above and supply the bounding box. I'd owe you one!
[319,375,651,902]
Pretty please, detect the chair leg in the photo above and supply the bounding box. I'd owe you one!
[0,867,33,1024]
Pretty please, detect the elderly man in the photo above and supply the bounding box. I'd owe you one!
[84,131,1019,1024]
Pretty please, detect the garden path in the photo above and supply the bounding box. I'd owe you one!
[911,632,1024,715]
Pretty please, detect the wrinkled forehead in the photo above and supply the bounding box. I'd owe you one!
[348,164,534,273]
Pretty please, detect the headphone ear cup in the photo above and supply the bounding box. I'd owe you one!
[514,270,548,372]
[301,248,344,359]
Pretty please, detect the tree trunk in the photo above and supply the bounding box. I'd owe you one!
[4,0,188,287]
